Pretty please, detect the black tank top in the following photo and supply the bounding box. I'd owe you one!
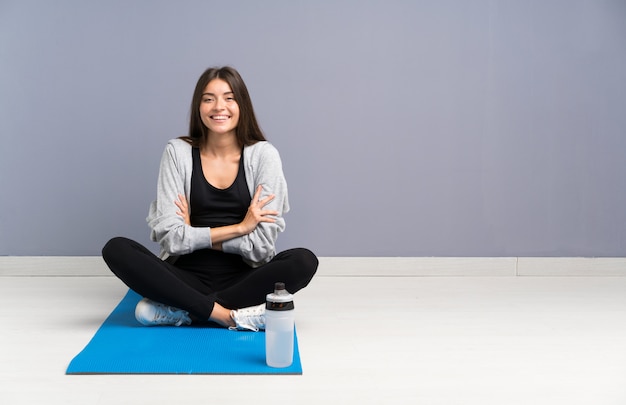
[190,147,251,228]
[173,148,251,273]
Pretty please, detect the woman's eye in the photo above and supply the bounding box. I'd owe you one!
[203,98,214,103]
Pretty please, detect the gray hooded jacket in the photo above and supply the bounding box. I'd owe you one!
[146,138,289,267]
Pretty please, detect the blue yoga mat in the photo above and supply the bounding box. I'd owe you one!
[66,290,302,374]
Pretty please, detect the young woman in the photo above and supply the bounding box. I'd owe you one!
[102,66,317,331]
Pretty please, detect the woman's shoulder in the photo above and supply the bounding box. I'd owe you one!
[244,141,280,159]
[166,137,193,151]
[243,141,283,177]
[162,138,193,159]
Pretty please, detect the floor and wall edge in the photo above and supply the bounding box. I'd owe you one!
[1,256,625,277]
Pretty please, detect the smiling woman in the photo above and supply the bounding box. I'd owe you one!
[185,66,265,149]
[199,80,239,137]
[101,66,318,332]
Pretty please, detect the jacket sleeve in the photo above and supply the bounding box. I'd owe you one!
[146,142,213,257]
[221,143,289,267]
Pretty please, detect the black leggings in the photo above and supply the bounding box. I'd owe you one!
[102,237,318,322]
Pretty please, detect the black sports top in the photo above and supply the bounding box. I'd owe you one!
[173,148,251,272]
[189,147,251,228]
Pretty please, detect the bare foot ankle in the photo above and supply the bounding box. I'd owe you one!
[209,303,236,328]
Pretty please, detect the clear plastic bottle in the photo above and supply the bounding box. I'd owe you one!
[265,282,295,368]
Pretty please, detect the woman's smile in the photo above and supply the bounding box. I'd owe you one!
[200,78,240,136]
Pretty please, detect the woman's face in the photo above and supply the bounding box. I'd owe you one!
[199,78,240,137]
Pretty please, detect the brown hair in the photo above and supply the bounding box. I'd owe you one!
[181,66,266,147]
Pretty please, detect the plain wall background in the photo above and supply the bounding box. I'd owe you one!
[1,0,625,257]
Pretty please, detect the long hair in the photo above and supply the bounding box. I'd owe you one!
[182,66,266,147]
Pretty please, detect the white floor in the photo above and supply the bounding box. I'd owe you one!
[1,271,626,404]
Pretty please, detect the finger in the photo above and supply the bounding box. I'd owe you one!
[259,194,275,207]
[258,216,277,223]
[252,185,263,203]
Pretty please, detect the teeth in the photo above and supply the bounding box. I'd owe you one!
[212,115,229,120]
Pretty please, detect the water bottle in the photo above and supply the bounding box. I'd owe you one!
[265,282,295,368]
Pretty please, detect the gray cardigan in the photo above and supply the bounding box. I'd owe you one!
[146,138,289,267]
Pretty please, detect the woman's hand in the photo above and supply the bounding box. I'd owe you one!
[175,194,191,225]
[239,185,278,235]
[173,186,277,249]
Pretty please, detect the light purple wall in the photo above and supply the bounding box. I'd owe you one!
[1,0,625,256]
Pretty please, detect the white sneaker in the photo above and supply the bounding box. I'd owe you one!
[229,304,266,331]
[135,298,192,326]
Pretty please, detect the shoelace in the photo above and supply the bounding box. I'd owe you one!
[230,305,265,331]
[154,306,188,327]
